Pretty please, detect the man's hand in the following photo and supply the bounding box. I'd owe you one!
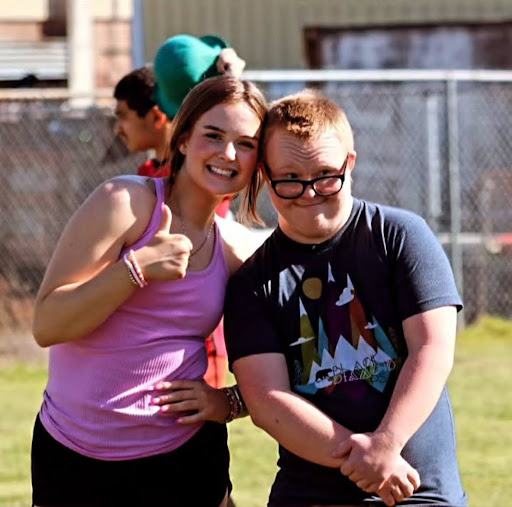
[216,48,246,78]
[333,432,420,506]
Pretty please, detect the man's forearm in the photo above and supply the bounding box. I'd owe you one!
[375,344,453,449]
[248,388,352,468]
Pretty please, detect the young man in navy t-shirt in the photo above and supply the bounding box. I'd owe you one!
[225,90,467,507]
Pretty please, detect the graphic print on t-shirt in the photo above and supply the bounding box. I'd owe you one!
[293,263,398,396]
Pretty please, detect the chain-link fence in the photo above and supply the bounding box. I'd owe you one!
[0,97,145,334]
[246,70,512,326]
[0,71,511,336]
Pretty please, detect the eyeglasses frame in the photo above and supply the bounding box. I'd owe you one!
[262,154,350,200]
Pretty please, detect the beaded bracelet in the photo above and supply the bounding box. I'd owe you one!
[123,255,141,288]
[222,386,240,422]
[122,250,147,288]
[222,385,247,423]
[231,384,248,418]
[127,250,148,287]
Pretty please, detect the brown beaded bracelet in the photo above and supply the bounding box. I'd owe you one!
[222,385,247,423]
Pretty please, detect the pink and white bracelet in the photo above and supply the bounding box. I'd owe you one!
[123,249,148,288]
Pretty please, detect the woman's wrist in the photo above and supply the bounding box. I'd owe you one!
[221,385,248,423]
[122,249,148,288]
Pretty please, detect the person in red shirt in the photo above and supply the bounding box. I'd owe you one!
[113,35,245,389]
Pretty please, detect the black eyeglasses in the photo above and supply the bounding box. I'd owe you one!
[263,155,349,199]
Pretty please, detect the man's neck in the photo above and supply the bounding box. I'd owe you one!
[154,123,172,161]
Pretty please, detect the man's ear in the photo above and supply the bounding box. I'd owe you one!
[151,105,168,129]
[346,151,357,173]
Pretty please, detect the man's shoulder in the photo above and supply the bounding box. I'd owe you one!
[357,199,423,222]
[137,159,156,177]
[228,227,276,282]
[355,199,428,234]
[137,159,170,178]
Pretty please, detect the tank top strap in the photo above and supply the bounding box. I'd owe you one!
[154,177,166,206]
[121,178,167,255]
[211,219,229,279]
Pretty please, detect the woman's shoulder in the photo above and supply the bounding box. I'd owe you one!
[81,176,163,244]
[88,175,160,215]
[216,216,256,249]
[97,175,158,199]
[216,217,262,273]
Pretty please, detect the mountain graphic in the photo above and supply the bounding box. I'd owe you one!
[325,266,352,353]
[297,334,394,394]
[294,267,399,395]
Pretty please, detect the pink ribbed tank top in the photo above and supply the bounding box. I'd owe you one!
[39,178,230,460]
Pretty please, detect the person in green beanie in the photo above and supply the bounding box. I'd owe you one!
[153,34,245,118]
[113,34,245,178]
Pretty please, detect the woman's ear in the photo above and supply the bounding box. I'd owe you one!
[176,133,189,155]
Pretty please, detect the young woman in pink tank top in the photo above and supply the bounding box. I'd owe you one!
[31,76,267,507]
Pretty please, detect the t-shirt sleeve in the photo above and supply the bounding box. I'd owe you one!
[224,269,283,367]
[392,213,463,320]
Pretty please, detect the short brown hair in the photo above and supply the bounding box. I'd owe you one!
[263,89,354,152]
[168,75,267,225]
[113,66,155,118]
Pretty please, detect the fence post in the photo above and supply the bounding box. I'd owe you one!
[426,92,442,233]
[67,0,94,108]
[447,79,465,329]
[132,0,145,68]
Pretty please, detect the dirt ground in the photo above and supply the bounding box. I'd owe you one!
[0,329,47,366]
[0,282,47,365]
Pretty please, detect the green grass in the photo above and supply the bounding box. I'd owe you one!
[1,316,511,507]
[447,317,512,507]
[228,414,278,507]
[0,366,277,507]
[0,364,47,507]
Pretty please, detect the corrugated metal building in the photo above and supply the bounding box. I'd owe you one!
[143,0,512,69]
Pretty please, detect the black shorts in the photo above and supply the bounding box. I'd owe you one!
[31,415,230,507]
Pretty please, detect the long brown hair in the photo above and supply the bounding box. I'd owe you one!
[167,75,267,225]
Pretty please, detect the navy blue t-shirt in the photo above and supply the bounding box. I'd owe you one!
[225,199,467,506]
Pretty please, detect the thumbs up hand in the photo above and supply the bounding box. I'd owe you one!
[134,204,193,281]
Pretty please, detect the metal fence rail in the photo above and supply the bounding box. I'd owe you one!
[0,70,511,335]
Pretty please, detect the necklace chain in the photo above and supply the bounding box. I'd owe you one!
[172,195,214,258]
[180,216,214,257]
